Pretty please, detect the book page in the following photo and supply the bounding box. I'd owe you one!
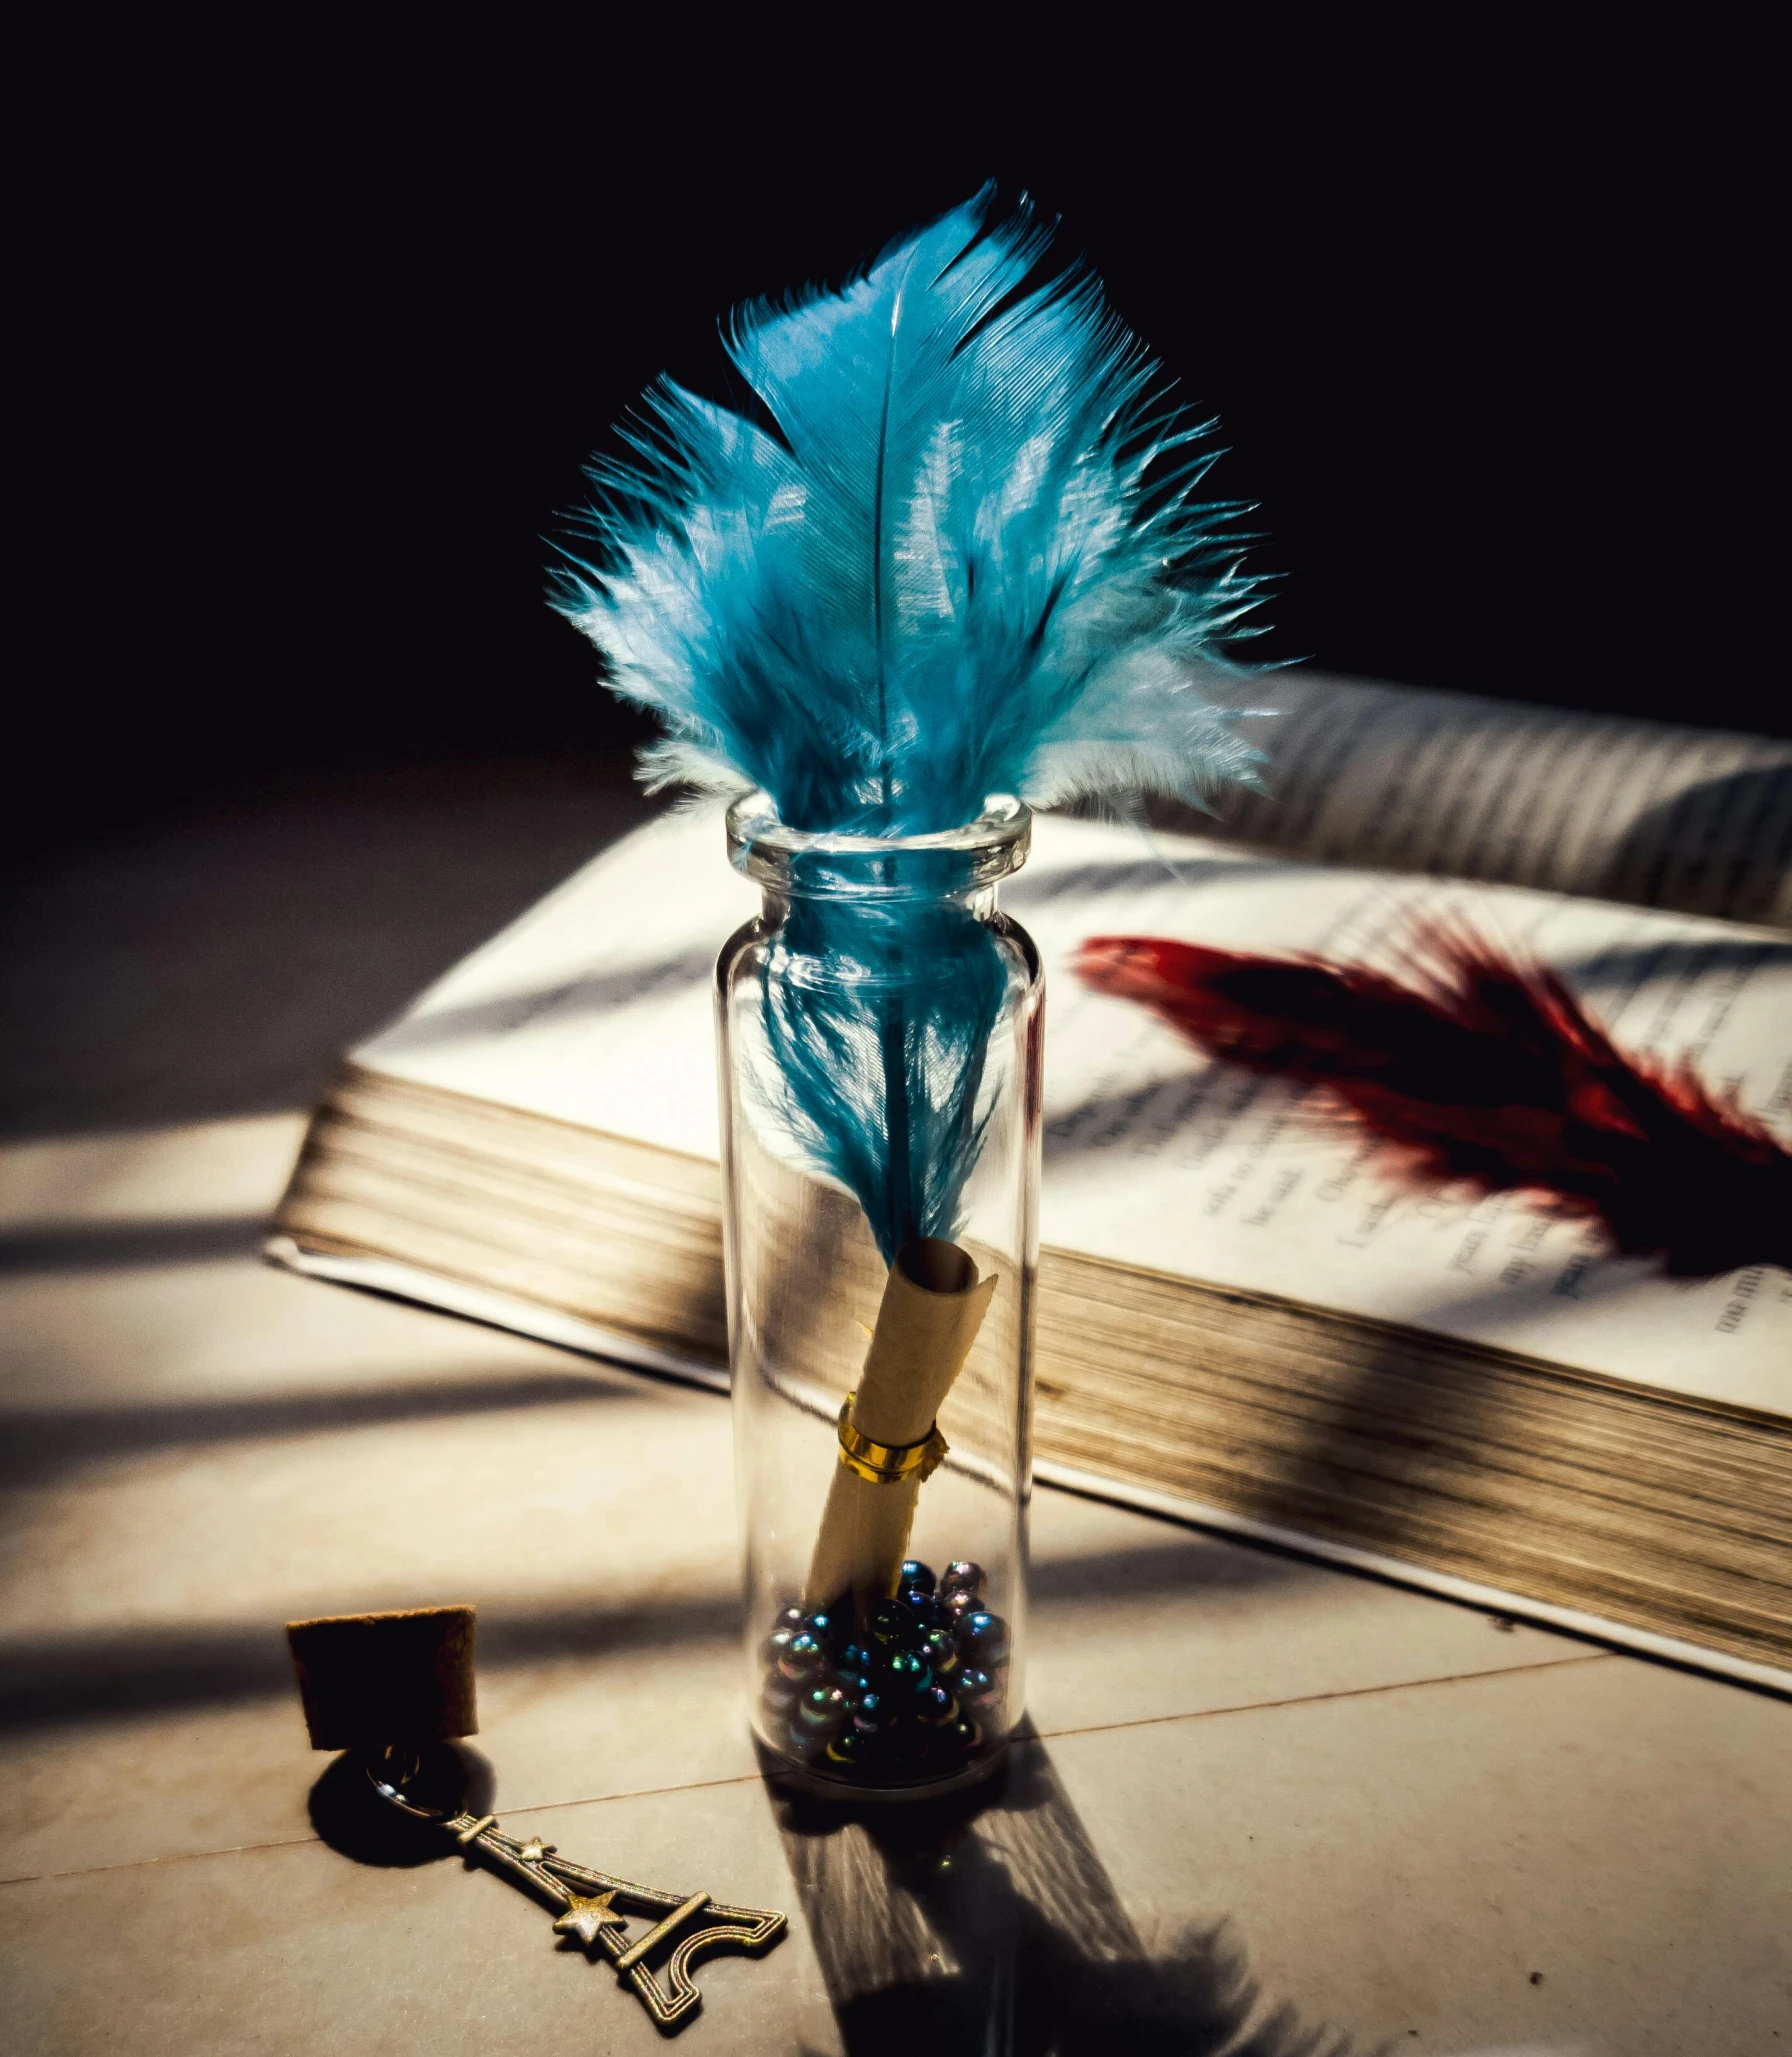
[1176,671,1792,928]
[359,803,760,1163]
[355,807,1792,1417]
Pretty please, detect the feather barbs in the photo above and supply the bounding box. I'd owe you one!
[555,186,1267,837]
[1077,924,1792,1277]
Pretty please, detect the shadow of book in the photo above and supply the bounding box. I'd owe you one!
[1600,763,1791,926]
[766,1729,1372,2057]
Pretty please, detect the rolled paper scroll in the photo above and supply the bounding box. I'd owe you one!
[804,1238,997,1616]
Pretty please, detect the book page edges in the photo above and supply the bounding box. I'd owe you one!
[276,1063,1792,1437]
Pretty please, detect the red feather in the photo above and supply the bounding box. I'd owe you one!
[1076,924,1792,1277]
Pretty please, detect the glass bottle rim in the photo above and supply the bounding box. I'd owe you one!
[726,790,1031,896]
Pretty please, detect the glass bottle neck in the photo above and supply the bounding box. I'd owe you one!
[758,879,1003,929]
[727,791,1031,908]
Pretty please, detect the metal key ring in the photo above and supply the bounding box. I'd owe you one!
[365,1744,459,1821]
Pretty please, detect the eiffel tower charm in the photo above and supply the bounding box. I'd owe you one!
[361,1748,786,2033]
[442,1807,786,2029]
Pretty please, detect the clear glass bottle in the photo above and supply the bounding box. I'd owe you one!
[717,791,1043,1797]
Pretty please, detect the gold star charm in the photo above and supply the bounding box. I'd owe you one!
[554,1891,627,1949]
[517,1835,557,1863]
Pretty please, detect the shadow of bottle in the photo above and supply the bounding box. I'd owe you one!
[764,1727,1376,2057]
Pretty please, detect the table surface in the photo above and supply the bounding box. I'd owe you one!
[2,764,1787,2055]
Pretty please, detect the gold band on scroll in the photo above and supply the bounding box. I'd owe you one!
[835,1397,949,1487]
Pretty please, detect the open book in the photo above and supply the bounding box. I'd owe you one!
[272,674,1792,1690]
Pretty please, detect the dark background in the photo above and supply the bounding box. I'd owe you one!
[14,36,1779,854]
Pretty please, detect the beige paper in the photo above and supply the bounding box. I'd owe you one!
[804,1238,997,1615]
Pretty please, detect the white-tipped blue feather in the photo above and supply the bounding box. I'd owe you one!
[555,186,1266,835]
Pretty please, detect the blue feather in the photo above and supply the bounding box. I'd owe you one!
[555,189,1268,1255]
[754,889,1009,1263]
[555,185,1266,833]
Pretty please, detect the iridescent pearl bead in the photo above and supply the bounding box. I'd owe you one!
[806,1610,837,1645]
[823,1730,862,1768]
[917,1684,959,1725]
[956,1666,996,1707]
[939,1588,979,1624]
[886,1650,932,1694]
[956,1610,1010,1666]
[922,1629,959,1676]
[898,1559,936,1594]
[774,1604,808,1635]
[939,1560,984,1597]
[759,1628,796,1670]
[798,1684,847,1730]
[778,1631,827,1682]
[851,1691,885,1733]
[869,1602,910,1646]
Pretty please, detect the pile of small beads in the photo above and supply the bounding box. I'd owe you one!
[758,1559,1010,1786]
